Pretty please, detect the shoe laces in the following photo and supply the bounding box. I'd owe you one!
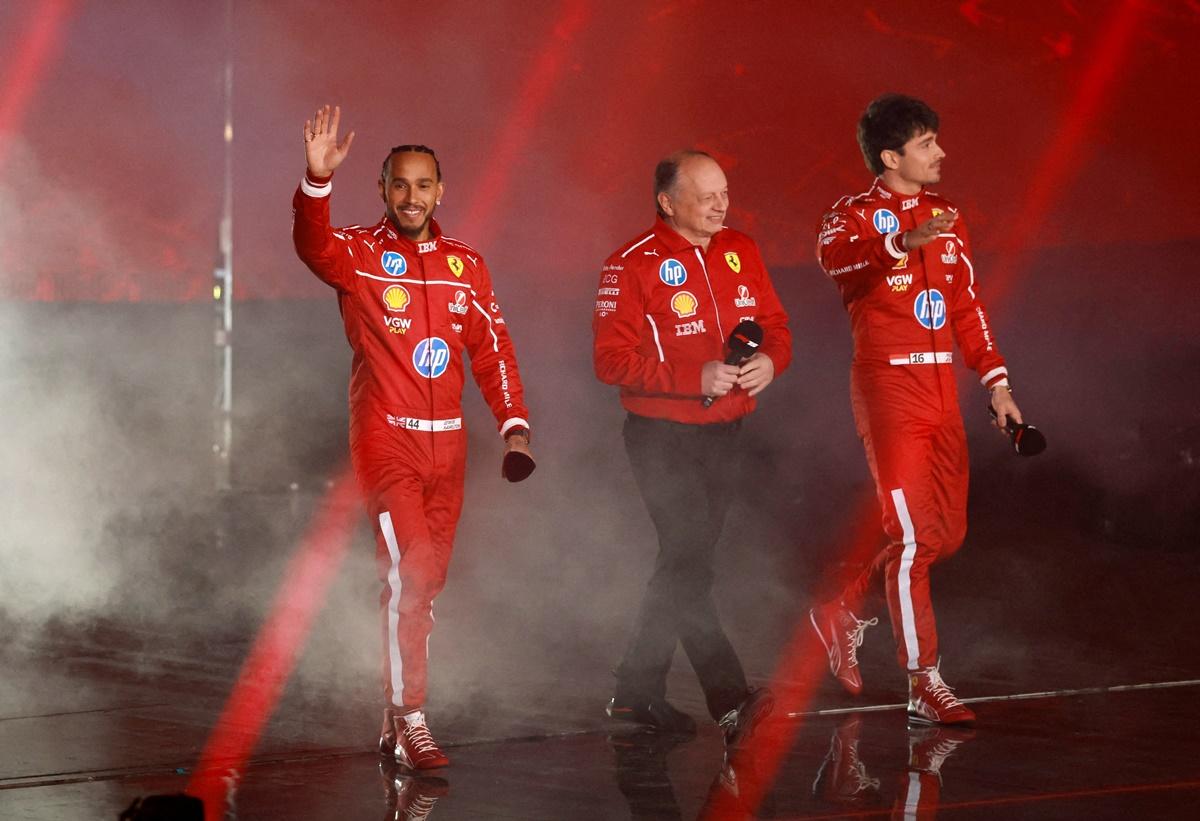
[402,715,441,755]
[843,614,878,666]
[718,708,738,732]
[921,663,964,708]
[849,758,880,793]
[923,737,966,774]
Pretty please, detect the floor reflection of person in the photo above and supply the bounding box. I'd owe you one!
[810,713,974,819]
[592,150,790,746]
[380,759,448,821]
[608,730,686,821]
[809,94,1025,725]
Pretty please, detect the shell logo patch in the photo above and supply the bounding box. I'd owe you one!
[670,290,698,318]
[447,255,465,278]
[724,251,741,273]
[382,284,411,312]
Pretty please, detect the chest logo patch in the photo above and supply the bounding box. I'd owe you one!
[724,251,741,273]
[447,255,465,278]
[381,251,408,277]
[914,289,947,331]
[670,290,698,318]
[659,258,687,287]
[449,290,469,315]
[413,337,451,379]
[734,285,756,308]
[382,284,411,312]
[940,240,959,265]
[872,209,900,234]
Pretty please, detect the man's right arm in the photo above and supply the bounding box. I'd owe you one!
[292,173,354,291]
[293,104,357,290]
[815,202,910,281]
[591,260,705,397]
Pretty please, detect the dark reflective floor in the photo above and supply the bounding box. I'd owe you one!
[3,585,1198,820]
[2,671,1198,819]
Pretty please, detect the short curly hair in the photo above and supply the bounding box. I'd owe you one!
[857,94,939,176]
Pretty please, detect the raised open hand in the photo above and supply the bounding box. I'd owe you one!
[303,104,355,177]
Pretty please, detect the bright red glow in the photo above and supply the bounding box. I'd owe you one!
[986,0,1149,308]
[457,0,591,247]
[702,493,884,820]
[0,0,72,171]
[186,468,360,820]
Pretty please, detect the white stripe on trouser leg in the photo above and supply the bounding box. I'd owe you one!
[891,488,921,671]
[378,512,405,705]
[904,771,921,819]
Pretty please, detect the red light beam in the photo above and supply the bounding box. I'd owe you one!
[457,0,591,247]
[0,0,72,171]
[986,0,1149,309]
[186,468,360,820]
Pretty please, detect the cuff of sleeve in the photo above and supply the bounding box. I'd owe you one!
[980,367,1009,388]
[301,173,332,198]
[500,417,529,438]
[884,231,906,260]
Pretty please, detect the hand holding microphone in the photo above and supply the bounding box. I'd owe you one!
[702,320,764,408]
[987,405,1047,456]
[501,429,536,482]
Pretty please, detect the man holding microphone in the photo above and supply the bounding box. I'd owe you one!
[593,150,791,748]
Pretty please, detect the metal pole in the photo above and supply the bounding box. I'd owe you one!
[213,0,234,493]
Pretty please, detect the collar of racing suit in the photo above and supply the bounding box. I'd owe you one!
[871,177,926,204]
[651,215,730,255]
[372,215,445,252]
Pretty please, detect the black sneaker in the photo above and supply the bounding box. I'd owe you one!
[606,696,697,735]
[719,687,775,751]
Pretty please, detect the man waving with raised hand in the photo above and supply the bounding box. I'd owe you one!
[293,105,534,771]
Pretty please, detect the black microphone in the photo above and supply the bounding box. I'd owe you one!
[988,405,1047,457]
[702,320,763,408]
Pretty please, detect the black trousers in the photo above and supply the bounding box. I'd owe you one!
[616,413,749,721]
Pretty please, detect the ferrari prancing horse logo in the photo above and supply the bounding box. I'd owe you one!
[447,255,465,278]
[724,251,741,273]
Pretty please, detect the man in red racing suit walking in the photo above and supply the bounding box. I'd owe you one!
[292,105,534,768]
[809,94,1024,726]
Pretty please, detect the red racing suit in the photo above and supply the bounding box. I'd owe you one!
[816,179,1007,672]
[293,170,530,709]
[593,217,791,422]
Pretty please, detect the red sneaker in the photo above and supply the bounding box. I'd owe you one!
[809,601,878,695]
[379,708,451,770]
[907,664,976,726]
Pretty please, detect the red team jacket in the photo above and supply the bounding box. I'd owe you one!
[816,179,1007,390]
[292,172,529,439]
[593,217,791,424]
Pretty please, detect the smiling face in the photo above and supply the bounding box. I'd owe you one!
[882,129,945,194]
[657,154,729,248]
[378,151,443,241]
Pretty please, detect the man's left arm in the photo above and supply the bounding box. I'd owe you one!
[947,218,1023,429]
[461,256,535,467]
[735,241,792,397]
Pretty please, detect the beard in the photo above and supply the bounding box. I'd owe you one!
[387,205,435,239]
